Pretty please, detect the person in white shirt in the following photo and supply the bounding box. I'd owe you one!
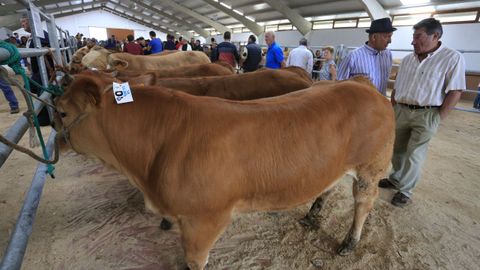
[379,18,466,207]
[178,38,192,51]
[286,38,313,74]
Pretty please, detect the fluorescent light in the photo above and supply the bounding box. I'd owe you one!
[233,9,243,15]
[402,6,436,14]
[220,2,231,9]
[246,16,255,22]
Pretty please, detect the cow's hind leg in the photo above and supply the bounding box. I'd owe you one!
[299,189,333,229]
[337,176,378,256]
[179,212,231,270]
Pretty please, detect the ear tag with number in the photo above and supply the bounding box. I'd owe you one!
[113,82,134,104]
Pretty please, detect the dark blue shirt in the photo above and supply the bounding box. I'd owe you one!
[266,42,284,69]
[150,38,163,54]
[243,42,262,72]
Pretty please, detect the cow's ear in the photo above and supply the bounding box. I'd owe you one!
[61,73,75,89]
[127,73,155,86]
[78,76,104,107]
[110,59,129,70]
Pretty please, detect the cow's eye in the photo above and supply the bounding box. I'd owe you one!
[60,112,67,118]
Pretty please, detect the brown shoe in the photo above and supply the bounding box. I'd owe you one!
[10,108,20,114]
[391,192,410,207]
[378,178,396,189]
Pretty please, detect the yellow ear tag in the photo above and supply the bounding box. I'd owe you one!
[113,82,134,104]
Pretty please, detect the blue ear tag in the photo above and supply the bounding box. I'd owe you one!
[113,82,134,104]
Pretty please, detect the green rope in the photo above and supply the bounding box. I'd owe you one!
[28,78,64,96]
[0,41,55,177]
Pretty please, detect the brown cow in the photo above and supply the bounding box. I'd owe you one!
[55,74,394,270]
[114,61,234,81]
[129,67,312,100]
[109,51,211,71]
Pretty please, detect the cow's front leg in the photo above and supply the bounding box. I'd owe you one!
[338,177,378,255]
[179,212,232,270]
[299,189,333,229]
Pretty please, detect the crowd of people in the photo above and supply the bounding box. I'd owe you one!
[74,31,207,56]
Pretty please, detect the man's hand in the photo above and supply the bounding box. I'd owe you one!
[439,90,462,119]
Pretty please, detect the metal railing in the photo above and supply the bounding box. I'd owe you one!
[0,1,75,269]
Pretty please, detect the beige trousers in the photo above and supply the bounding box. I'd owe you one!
[389,104,441,197]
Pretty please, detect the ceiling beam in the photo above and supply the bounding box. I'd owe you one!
[263,0,312,36]
[44,1,108,14]
[129,0,206,38]
[54,6,101,18]
[155,0,230,34]
[1,0,65,15]
[358,0,390,20]
[202,0,264,36]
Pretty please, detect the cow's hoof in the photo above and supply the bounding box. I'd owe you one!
[160,218,173,231]
[337,242,355,256]
[298,216,319,230]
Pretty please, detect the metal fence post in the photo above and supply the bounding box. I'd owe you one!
[0,131,56,270]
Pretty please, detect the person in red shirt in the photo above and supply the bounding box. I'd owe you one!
[123,34,143,55]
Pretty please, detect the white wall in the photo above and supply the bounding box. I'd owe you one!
[54,10,167,41]
[214,22,480,72]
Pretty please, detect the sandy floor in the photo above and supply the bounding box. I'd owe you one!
[1,83,479,270]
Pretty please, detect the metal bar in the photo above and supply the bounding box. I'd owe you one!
[66,31,74,58]
[0,130,56,270]
[27,3,49,87]
[0,92,51,168]
[56,21,68,66]
[46,15,62,67]
[0,48,67,61]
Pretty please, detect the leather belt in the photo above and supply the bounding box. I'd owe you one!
[399,103,440,110]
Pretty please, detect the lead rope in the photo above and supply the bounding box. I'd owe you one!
[0,41,58,177]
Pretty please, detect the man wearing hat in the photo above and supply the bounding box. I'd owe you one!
[337,17,396,95]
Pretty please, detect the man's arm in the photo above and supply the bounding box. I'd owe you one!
[233,46,240,64]
[307,53,313,74]
[390,89,397,106]
[336,53,352,80]
[286,54,291,67]
[275,47,285,68]
[329,64,337,81]
[439,90,462,119]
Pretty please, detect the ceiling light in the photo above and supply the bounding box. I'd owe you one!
[220,2,231,9]
[233,9,243,16]
[402,6,436,14]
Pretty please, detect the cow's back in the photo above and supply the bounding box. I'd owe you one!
[109,51,211,71]
[154,68,312,100]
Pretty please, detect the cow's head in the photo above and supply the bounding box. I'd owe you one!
[54,72,111,132]
[81,46,111,70]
